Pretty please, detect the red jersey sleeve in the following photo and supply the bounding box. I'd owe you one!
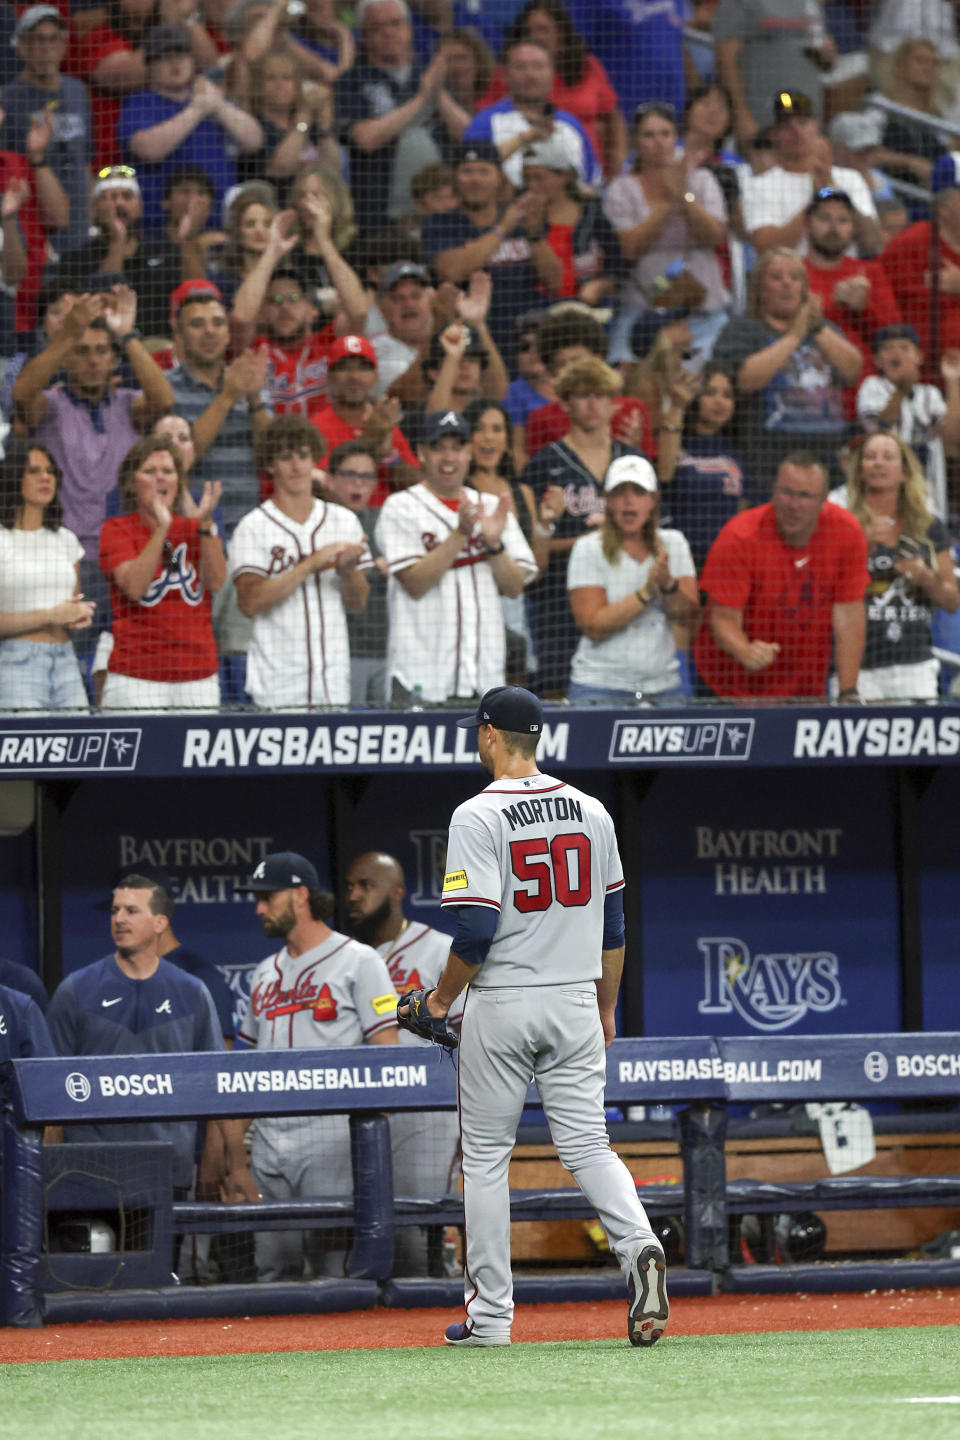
[584,55,619,114]
[390,425,420,468]
[699,518,755,610]
[831,510,870,603]
[99,515,141,578]
[477,68,508,110]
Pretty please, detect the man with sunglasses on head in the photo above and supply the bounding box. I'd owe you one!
[742,92,881,259]
[1,5,91,263]
[58,166,192,341]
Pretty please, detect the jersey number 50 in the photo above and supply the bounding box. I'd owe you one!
[510,833,591,911]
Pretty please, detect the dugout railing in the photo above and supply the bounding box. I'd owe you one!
[2,1033,960,1327]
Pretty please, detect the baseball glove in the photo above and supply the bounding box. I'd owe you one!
[396,987,459,1050]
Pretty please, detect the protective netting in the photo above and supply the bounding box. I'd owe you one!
[2,1,960,711]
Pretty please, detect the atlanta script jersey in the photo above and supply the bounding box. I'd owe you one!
[237,931,397,1048]
[375,921,464,1044]
[374,484,538,703]
[440,772,624,987]
[228,497,368,707]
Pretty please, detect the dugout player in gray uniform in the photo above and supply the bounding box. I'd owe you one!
[345,850,462,1275]
[234,851,399,1281]
[416,686,668,1347]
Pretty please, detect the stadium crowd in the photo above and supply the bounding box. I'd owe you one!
[3,0,960,707]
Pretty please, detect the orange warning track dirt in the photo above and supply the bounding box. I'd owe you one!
[1,1289,957,1364]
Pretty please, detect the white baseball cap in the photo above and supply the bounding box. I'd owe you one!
[12,5,64,44]
[603,454,658,494]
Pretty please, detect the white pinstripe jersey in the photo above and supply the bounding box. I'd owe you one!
[375,920,464,1044]
[374,483,537,703]
[228,497,367,708]
[237,931,397,1048]
[440,772,625,988]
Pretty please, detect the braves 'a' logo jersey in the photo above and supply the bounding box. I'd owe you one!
[140,541,203,608]
[376,921,463,1044]
[238,932,397,1048]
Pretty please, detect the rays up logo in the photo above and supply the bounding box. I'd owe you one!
[697,936,843,1032]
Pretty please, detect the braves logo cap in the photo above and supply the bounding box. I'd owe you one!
[237,851,321,893]
[422,409,471,444]
[456,686,543,733]
[328,334,377,368]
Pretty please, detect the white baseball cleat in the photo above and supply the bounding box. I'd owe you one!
[444,1321,511,1347]
[627,1244,669,1347]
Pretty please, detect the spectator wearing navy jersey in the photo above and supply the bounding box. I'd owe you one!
[46,874,255,1202]
[655,362,753,568]
[422,141,563,360]
[0,983,54,1061]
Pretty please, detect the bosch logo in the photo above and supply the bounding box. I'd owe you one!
[65,1072,92,1102]
[863,1051,888,1083]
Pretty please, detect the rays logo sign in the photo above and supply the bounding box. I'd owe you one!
[696,936,843,1032]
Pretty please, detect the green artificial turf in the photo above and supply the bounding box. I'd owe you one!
[3,1327,959,1440]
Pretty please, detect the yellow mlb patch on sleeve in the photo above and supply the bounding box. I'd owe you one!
[372,993,399,1016]
[442,869,468,893]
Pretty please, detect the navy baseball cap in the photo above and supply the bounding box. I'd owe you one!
[238,851,321,893]
[807,186,855,213]
[456,140,502,168]
[457,686,543,733]
[873,323,921,349]
[931,153,960,194]
[144,23,192,62]
[422,410,471,445]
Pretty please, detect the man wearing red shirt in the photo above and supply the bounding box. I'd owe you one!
[882,153,960,372]
[694,453,868,699]
[310,336,419,506]
[251,267,335,419]
[803,187,900,410]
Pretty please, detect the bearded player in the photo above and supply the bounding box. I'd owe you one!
[233,851,397,1280]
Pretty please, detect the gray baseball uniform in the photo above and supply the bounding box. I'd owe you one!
[378,922,461,1274]
[440,772,658,1337]
[237,931,397,1280]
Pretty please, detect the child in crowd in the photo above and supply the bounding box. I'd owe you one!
[856,323,960,522]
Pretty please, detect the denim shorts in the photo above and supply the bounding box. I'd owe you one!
[0,639,89,711]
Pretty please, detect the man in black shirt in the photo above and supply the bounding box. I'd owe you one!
[58,165,189,340]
